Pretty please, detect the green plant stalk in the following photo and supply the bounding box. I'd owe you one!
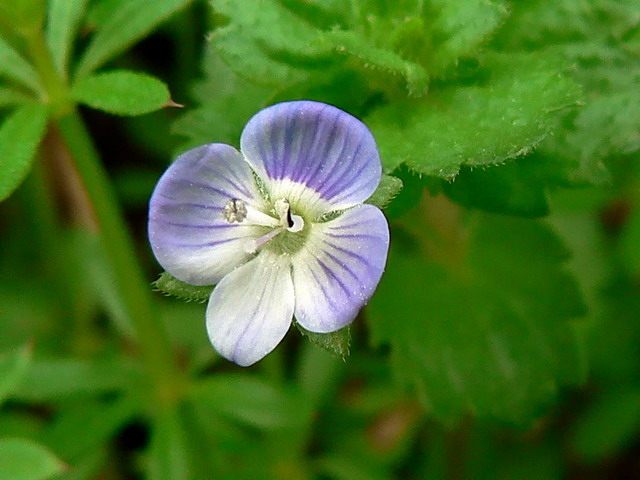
[23,27,182,408]
[56,110,182,407]
[23,27,66,109]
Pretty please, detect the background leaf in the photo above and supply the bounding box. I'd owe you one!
[0,438,65,480]
[75,0,193,78]
[0,104,48,202]
[71,70,171,116]
[45,0,89,78]
[0,37,40,93]
[368,207,587,423]
[368,53,581,176]
[0,344,32,405]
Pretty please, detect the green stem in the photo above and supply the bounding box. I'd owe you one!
[56,110,182,408]
[22,15,181,409]
[22,27,69,113]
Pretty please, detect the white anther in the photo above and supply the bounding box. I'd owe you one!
[222,198,247,223]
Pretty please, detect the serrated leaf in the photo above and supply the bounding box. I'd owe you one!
[317,30,429,96]
[0,104,48,202]
[0,37,40,93]
[367,53,581,176]
[0,438,65,480]
[0,344,32,405]
[494,0,640,184]
[154,272,213,303]
[443,157,550,218]
[295,322,350,360]
[46,0,89,77]
[211,0,324,86]
[368,210,587,423]
[425,0,508,75]
[75,0,193,78]
[366,174,403,209]
[71,70,171,116]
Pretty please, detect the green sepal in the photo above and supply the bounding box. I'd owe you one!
[153,272,213,303]
[295,321,350,361]
[365,174,403,209]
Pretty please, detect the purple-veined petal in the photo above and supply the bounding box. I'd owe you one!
[148,143,269,286]
[240,101,382,215]
[206,251,294,366]
[291,204,389,332]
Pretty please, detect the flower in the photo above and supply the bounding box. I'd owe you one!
[148,101,389,366]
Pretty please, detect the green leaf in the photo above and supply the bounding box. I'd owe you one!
[425,0,508,75]
[13,357,141,401]
[172,45,273,150]
[494,0,640,184]
[620,206,640,276]
[40,395,139,462]
[75,0,193,78]
[295,322,350,361]
[367,53,581,177]
[0,87,30,107]
[0,37,40,93]
[0,0,46,34]
[0,438,65,480]
[366,174,403,209]
[317,30,429,96]
[154,272,213,303]
[46,0,89,77]
[0,344,32,405]
[190,375,311,429]
[368,211,587,423]
[71,70,171,116]
[442,157,550,218]
[147,408,191,480]
[571,388,640,462]
[211,0,324,86]
[0,104,48,202]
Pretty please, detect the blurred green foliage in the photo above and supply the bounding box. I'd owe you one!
[1,0,639,479]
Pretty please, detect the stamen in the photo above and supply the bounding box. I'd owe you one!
[222,198,280,227]
[222,198,247,223]
[243,228,283,253]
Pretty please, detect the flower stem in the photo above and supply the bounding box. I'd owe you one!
[23,21,181,409]
[55,110,182,408]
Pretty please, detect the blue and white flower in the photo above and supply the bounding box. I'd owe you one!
[148,101,389,366]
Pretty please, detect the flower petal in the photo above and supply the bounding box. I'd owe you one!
[292,204,389,332]
[206,251,294,366]
[148,143,268,286]
[240,101,382,215]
